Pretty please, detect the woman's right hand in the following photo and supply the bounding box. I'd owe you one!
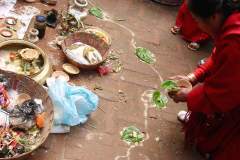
[169,73,198,85]
[169,75,190,82]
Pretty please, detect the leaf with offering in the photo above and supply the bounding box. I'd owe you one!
[121,126,144,144]
[89,7,104,19]
[152,91,168,109]
[135,47,155,64]
[161,80,179,92]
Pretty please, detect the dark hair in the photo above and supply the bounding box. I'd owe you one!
[188,0,240,19]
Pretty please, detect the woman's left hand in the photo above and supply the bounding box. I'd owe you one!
[169,87,192,103]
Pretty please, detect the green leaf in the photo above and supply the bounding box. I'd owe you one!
[161,80,179,92]
[152,91,168,109]
[135,47,155,64]
[121,126,144,143]
[89,7,104,19]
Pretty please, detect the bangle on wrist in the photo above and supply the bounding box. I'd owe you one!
[187,73,197,83]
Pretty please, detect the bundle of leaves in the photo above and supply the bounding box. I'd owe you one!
[120,126,144,144]
[152,91,168,109]
[135,47,155,64]
[89,7,104,19]
[161,80,179,92]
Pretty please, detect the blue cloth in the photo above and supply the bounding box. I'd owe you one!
[47,78,99,126]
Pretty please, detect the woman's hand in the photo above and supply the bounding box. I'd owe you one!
[169,75,190,81]
[168,88,192,103]
[169,87,192,103]
[169,73,197,85]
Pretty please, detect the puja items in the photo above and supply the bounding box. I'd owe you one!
[34,15,47,39]
[74,0,88,11]
[84,27,111,46]
[58,12,80,36]
[45,9,58,28]
[0,40,51,84]
[61,32,110,70]
[0,74,47,158]
[62,63,80,75]
[65,42,103,65]
[4,17,17,26]
[6,48,44,76]
[0,17,18,40]
[27,28,39,43]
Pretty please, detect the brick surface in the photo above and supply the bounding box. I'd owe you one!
[16,0,211,159]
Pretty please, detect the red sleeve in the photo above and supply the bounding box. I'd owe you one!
[193,54,214,82]
[187,37,240,114]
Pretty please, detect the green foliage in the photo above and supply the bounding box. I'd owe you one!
[152,91,168,109]
[121,126,144,144]
[135,47,155,64]
[161,80,179,92]
[89,7,104,19]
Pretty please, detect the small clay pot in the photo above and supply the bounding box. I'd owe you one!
[5,17,17,25]
[74,0,88,8]
[74,0,88,12]
[28,28,39,43]
[0,29,13,37]
[30,28,39,36]
[62,63,80,75]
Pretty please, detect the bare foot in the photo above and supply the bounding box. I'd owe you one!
[171,26,180,35]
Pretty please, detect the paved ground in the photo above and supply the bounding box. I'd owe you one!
[20,0,211,159]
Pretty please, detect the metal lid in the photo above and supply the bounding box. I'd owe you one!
[36,15,46,23]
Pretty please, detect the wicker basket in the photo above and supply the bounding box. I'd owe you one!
[61,32,110,70]
[82,27,112,46]
[0,40,52,85]
[0,69,54,160]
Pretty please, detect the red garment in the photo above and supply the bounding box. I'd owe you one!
[176,2,210,42]
[186,12,240,159]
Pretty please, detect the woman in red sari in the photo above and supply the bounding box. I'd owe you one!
[169,0,240,159]
[171,1,210,50]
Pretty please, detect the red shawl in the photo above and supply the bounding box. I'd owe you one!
[186,12,240,159]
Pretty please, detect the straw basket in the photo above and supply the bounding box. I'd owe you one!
[0,40,52,85]
[0,69,54,160]
[83,27,112,46]
[61,32,110,70]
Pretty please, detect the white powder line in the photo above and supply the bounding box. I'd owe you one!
[86,5,164,160]
[149,65,164,83]
[114,145,136,160]
[105,18,137,49]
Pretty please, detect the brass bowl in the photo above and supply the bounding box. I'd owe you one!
[0,69,54,160]
[61,32,110,70]
[0,40,52,84]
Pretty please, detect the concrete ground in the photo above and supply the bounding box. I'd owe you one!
[20,0,211,159]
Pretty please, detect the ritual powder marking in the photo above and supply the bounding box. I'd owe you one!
[101,11,163,160]
[84,2,164,159]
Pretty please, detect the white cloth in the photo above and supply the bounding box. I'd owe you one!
[0,0,16,18]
